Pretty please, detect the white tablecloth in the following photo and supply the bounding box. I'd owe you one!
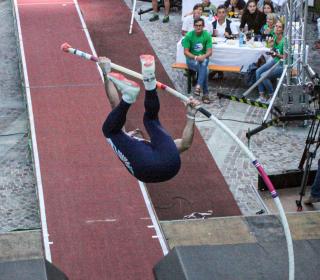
[176,39,269,71]
[182,0,225,18]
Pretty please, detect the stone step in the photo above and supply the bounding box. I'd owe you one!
[160,211,320,249]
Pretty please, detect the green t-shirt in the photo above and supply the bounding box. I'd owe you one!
[273,35,285,63]
[182,30,213,56]
[261,24,274,37]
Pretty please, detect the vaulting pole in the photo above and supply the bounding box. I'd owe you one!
[61,43,295,280]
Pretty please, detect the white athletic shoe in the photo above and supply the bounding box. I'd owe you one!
[107,72,140,104]
[256,96,268,104]
[140,54,156,91]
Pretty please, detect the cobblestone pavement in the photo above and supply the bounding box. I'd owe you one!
[126,0,320,214]
[0,0,40,232]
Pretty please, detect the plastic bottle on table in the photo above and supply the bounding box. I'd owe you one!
[239,31,244,47]
[208,10,213,22]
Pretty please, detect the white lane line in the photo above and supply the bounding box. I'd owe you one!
[138,181,169,255]
[86,219,117,224]
[12,0,52,262]
[73,0,169,255]
[18,2,74,6]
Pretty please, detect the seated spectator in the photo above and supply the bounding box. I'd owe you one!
[201,0,217,17]
[149,0,170,23]
[211,6,235,80]
[240,0,266,35]
[257,0,273,12]
[182,4,213,36]
[183,18,213,104]
[212,5,234,38]
[224,0,246,17]
[262,2,275,15]
[260,13,277,38]
[256,20,285,103]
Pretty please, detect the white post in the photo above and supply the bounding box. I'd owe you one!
[129,0,137,34]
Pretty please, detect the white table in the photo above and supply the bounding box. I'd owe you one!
[182,0,225,18]
[176,39,269,71]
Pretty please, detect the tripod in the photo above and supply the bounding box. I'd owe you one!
[295,66,320,210]
[296,116,320,210]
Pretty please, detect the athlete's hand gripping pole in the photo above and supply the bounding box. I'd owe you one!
[61,42,294,280]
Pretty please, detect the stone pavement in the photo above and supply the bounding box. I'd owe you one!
[126,0,320,214]
[0,0,40,232]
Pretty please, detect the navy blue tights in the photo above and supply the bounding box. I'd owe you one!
[102,89,181,183]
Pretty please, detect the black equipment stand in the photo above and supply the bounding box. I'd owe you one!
[296,114,320,210]
[137,0,181,19]
[217,67,320,211]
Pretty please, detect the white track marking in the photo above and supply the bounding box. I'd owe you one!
[18,2,74,6]
[12,0,52,262]
[86,219,117,224]
[73,0,169,255]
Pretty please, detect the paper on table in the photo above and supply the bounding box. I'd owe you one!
[212,37,227,44]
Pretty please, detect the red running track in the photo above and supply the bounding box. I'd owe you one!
[16,1,163,279]
[15,0,241,279]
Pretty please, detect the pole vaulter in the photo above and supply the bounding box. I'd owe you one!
[61,42,295,280]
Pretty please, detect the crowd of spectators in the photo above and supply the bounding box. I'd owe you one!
[147,0,317,105]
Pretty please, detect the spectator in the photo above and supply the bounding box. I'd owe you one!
[184,0,217,17]
[257,0,273,12]
[262,2,275,15]
[182,4,213,36]
[211,5,234,79]
[240,0,266,34]
[183,18,213,104]
[212,5,234,38]
[201,0,217,17]
[304,159,320,205]
[224,0,246,16]
[256,20,285,103]
[149,0,170,23]
[260,12,277,38]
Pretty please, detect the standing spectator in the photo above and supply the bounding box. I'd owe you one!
[256,20,285,103]
[224,0,246,16]
[305,159,320,205]
[260,13,277,38]
[202,0,217,17]
[182,4,213,36]
[149,0,170,23]
[183,18,213,104]
[240,0,266,34]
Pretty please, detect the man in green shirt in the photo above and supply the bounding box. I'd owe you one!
[182,18,213,103]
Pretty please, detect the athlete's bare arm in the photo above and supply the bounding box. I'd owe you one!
[175,97,200,154]
[98,57,121,109]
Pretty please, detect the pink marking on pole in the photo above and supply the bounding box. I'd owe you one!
[253,160,278,198]
[140,54,154,67]
[156,82,166,90]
